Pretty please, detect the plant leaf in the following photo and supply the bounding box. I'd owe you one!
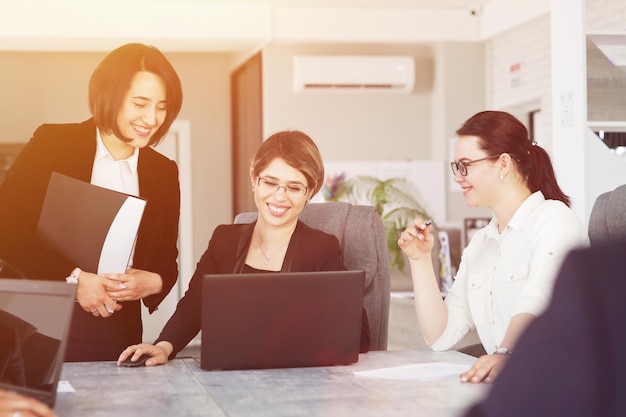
[338,175,435,272]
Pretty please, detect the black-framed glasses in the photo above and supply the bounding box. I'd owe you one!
[450,155,500,176]
[257,176,308,198]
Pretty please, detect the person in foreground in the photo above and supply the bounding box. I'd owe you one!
[463,238,626,417]
[0,389,57,417]
[0,43,183,361]
[118,130,371,366]
[398,110,588,383]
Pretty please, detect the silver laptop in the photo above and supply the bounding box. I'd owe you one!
[0,278,76,407]
[201,270,365,371]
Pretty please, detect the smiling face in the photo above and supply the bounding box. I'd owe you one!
[251,158,311,228]
[453,135,501,208]
[102,71,167,158]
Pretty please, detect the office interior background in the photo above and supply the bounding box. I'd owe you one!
[1,0,626,343]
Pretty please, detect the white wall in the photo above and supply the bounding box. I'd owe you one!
[586,0,626,30]
[582,0,626,216]
[487,15,552,151]
[550,0,589,222]
[262,43,434,161]
[550,0,626,225]
[262,42,491,227]
[484,2,626,226]
[431,42,491,225]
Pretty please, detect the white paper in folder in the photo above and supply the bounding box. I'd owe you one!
[37,172,146,274]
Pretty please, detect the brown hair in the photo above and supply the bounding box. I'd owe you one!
[88,43,183,146]
[456,110,571,207]
[251,130,325,197]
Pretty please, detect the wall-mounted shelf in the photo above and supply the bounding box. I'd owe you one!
[588,121,626,131]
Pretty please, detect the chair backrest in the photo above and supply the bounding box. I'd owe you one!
[234,201,390,350]
[588,184,626,245]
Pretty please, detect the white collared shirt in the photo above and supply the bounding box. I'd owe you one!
[430,191,589,354]
[90,130,140,269]
[91,129,140,197]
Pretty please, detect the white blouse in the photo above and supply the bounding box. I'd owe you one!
[90,129,140,269]
[430,191,589,354]
[91,129,139,196]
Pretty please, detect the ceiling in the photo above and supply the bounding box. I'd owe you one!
[0,0,529,53]
[198,0,493,7]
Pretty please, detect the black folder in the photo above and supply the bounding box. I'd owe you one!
[36,172,146,274]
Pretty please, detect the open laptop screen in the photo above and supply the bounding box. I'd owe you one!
[201,270,365,371]
[0,278,76,407]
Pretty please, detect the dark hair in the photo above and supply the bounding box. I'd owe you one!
[88,43,183,146]
[251,130,325,197]
[456,110,571,207]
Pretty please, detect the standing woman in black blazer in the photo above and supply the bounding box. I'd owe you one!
[0,43,183,361]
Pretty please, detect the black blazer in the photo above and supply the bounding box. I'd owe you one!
[464,239,626,417]
[157,220,370,355]
[0,119,180,361]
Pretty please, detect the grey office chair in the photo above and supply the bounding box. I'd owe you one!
[588,184,626,245]
[234,201,391,350]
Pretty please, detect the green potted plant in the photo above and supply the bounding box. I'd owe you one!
[323,174,436,272]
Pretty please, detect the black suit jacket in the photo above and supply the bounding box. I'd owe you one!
[157,220,370,355]
[0,119,180,361]
[464,238,626,417]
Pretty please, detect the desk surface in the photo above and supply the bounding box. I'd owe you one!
[55,350,489,417]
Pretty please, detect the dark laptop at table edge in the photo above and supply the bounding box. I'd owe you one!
[0,278,76,407]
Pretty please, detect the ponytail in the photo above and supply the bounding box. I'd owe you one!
[523,144,571,207]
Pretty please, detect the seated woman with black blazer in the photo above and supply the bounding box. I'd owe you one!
[117,130,370,366]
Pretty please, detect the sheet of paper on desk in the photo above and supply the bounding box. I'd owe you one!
[353,362,470,381]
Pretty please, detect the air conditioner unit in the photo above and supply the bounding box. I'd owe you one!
[293,55,415,94]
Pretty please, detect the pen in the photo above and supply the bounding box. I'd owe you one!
[415,220,432,233]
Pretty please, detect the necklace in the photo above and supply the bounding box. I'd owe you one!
[254,233,289,265]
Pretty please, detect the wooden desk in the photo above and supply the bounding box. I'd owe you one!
[54,350,489,417]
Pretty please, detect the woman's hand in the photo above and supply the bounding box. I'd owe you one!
[75,270,122,318]
[117,342,172,367]
[0,389,57,417]
[460,353,510,384]
[397,218,434,261]
[104,269,163,302]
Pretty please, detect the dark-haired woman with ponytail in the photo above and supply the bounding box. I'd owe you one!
[398,110,588,384]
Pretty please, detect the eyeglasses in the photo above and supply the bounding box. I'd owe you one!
[450,155,500,176]
[257,177,308,198]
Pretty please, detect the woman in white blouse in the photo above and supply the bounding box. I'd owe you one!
[398,110,588,384]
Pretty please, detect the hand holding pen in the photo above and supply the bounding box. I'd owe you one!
[400,220,432,241]
[415,220,432,235]
[398,219,433,261]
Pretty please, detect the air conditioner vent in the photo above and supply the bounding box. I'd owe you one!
[293,55,415,94]
[303,83,400,90]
